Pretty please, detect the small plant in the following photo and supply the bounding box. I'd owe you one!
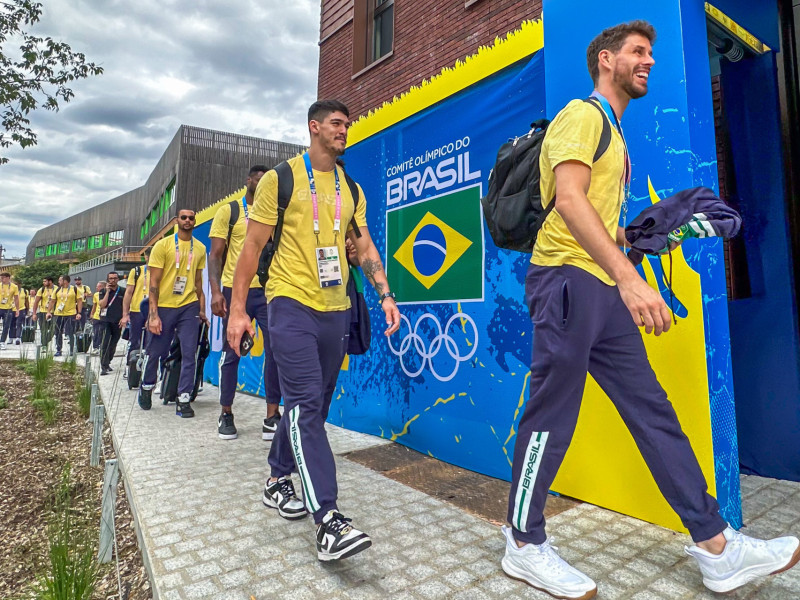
[16,346,31,365]
[0,394,7,409]
[23,350,55,380]
[62,353,78,375]
[76,386,91,419]
[32,396,59,425]
[33,464,98,600]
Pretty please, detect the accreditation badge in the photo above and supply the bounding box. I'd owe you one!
[57,302,65,312]
[316,246,343,288]
[100,308,108,317]
[0,297,6,305]
[173,276,188,295]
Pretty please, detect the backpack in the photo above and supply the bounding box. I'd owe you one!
[257,161,362,286]
[222,201,241,270]
[481,98,612,253]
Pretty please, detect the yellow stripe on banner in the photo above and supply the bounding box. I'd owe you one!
[348,19,544,146]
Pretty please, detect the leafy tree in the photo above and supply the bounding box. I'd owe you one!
[14,258,62,289]
[1,1,103,164]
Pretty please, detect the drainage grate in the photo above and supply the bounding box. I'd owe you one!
[344,442,580,526]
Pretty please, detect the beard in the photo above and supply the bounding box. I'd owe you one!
[613,67,648,99]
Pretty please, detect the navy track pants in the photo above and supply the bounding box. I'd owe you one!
[141,302,200,395]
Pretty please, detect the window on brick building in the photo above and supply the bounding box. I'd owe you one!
[353,0,394,74]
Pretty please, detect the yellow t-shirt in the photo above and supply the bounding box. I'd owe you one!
[209,200,262,289]
[533,99,627,286]
[126,266,150,313]
[250,156,367,312]
[148,235,207,308]
[92,293,102,320]
[0,283,19,309]
[37,287,54,313]
[76,284,91,305]
[52,286,79,317]
[16,289,26,311]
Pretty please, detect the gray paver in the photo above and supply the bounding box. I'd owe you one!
[18,346,798,600]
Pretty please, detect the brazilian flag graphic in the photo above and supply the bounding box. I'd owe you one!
[386,186,483,304]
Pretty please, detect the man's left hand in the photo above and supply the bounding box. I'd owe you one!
[199,311,209,325]
[382,298,400,336]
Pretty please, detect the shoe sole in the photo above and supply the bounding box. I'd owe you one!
[262,431,276,441]
[176,412,194,418]
[502,558,597,600]
[703,544,800,593]
[218,432,238,440]
[261,493,308,520]
[318,537,372,562]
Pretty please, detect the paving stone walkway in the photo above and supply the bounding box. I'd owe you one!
[4,342,800,599]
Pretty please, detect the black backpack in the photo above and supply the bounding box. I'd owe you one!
[257,161,362,286]
[481,98,612,252]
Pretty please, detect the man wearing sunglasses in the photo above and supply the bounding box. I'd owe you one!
[138,209,208,416]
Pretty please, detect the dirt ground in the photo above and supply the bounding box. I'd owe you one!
[0,359,151,600]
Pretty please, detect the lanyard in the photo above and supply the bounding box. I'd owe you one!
[241,196,249,223]
[302,152,342,242]
[1,283,8,297]
[58,287,70,301]
[105,286,120,307]
[174,234,193,272]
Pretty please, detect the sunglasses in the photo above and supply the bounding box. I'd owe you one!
[179,215,195,221]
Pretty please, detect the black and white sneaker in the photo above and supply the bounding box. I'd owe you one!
[138,386,152,410]
[176,394,194,418]
[316,510,372,561]
[218,412,237,440]
[262,477,307,520]
[262,412,281,441]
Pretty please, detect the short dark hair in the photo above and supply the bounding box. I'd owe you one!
[249,165,268,176]
[0,272,9,277]
[44,276,54,283]
[587,20,656,85]
[308,100,349,123]
[107,271,119,279]
[61,274,71,283]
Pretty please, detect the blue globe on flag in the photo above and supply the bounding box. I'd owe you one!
[412,224,447,277]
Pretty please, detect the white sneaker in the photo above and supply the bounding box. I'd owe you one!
[500,525,597,600]
[686,526,800,593]
[0,342,5,350]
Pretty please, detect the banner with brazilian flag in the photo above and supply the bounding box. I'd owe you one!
[386,185,484,304]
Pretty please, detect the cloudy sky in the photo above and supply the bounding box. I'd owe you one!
[0,0,320,257]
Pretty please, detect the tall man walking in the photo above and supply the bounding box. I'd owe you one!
[32,276,56,347]
[97,272,124,375]
[91,281,106,355]
[120,255,150,365]
[227,100,400,561]
[501,21,799,600]
[209,164,282,440]
[138,209,208,416]
[46,275,82,357]
[0,272,20,349]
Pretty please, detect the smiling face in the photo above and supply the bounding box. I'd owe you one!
[606,33,655,100]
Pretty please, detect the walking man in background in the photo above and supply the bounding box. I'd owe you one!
[46,275,82,357]
[91,281,106,355]
[13,280,29,344]
[120,256,151,365]
[138,209,208,417]
[227,100,400,561]
[0,272,20,349]
[74,276,92,325]
[501,21,799,600]
[32,276,56,347]
[98,272,123,375]
[209,164,282,440]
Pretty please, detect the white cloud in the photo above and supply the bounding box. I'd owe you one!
[0,0,320,257]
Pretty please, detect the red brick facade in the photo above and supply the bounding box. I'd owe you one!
[318,0,543,118]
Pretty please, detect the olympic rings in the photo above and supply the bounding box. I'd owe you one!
[387,311,478,382]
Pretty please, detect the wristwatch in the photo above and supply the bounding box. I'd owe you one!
[379,291,396,305]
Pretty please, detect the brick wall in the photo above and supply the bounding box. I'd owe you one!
[318,0,542,118]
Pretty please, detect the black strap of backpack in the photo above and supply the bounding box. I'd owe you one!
[221,200,240,269]
[343,170,362,238]
[272,161,294,252]
[583,97,613,162]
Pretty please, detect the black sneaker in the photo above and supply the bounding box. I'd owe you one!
[138,386,152,410]
[218,412,237,440]
[101,367,110,376]
[316,510,372,561]
[262,477,307,520]
[262,411,281,441]
[176,401,194,418]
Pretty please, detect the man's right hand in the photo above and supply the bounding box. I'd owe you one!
[226,307,255,357]
[31,313,37,322]
[211,290,227,318]
[617,274,672,336]
[148,314,162,336]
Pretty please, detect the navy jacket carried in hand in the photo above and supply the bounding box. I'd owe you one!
[624,186,741,266]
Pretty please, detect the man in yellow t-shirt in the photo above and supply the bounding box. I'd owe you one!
[209,164,282,441]
[0,272,20,348]
[32,276,56,346]
[90,281,105,354]
[227,100,400,560]
[120,252,151,366]
[138,209,208,416]
[12,278,27,344]
[74,276,92,324]
[46,274,82,357]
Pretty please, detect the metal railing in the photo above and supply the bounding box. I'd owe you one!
[69,246,147,275]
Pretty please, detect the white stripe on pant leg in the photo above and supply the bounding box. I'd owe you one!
[289,406,320,513]
[512,431,549,532]
[218,351,226,403]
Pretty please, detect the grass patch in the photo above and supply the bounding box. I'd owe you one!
[62,353,78,376]
[16,346,31,366]
[76,386,91,419]
[20,351,55,381]
[32,396,59,425]
[32,464,98,600]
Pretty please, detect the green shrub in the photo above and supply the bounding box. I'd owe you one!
[62,353,77,375]
[0,397,7,409]
[32,396,59,425]
[76,386,91,419]
[33,464,98,600]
